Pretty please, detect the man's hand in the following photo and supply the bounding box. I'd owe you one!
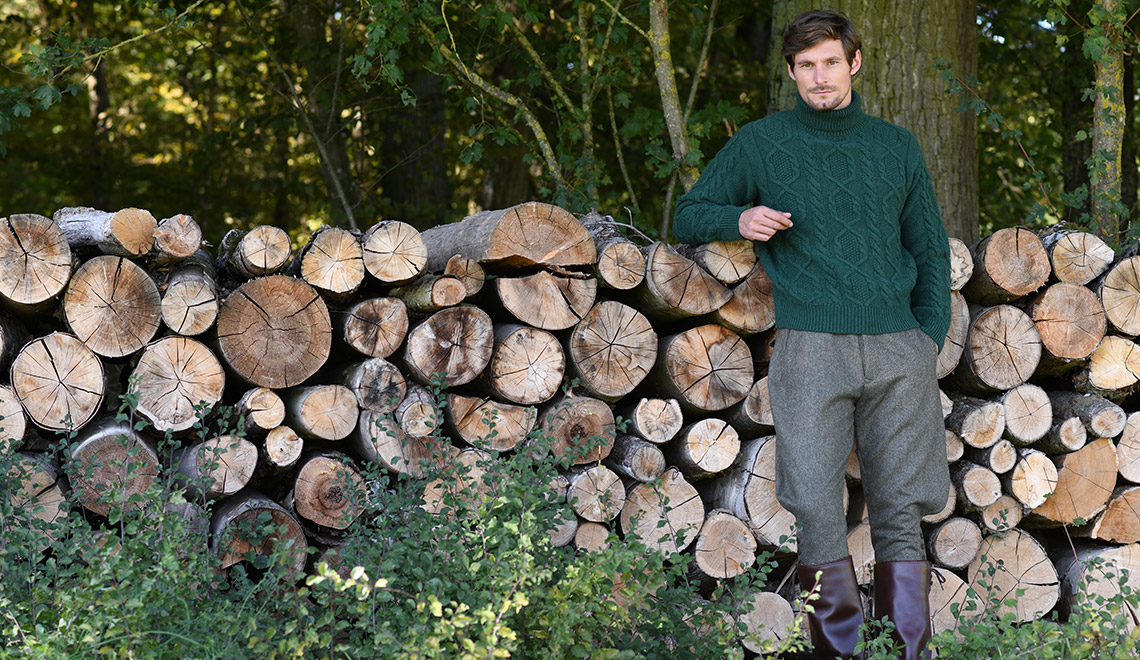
[739,206,793,241]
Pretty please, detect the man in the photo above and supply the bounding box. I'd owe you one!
[673,10,951,660]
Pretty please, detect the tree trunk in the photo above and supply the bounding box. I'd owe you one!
[495,270,597,330]
[11,332,105,432]
[354,409,453,477]
[1048,390,1126,439]
[399,305,494,388]
[1091,0,1125,241]
[53,206,156,257]
[235,387,286,436]
[360,220,428,286]
[1036,417,1088,454]
[390,274,467,313]
[619,467,704,557]
[963,439,1017,475]
[63,255,161,358]
[1055,542,1140,625]
[130,336,225,434]
[945,396,1005,450]
[565,300,657,402]
[651,324,753,413]
[0,213,72,312]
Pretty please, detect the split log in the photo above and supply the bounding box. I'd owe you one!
[651,324,753,413]
[11,332,105,432]
[69,418,160,517]
[484,323,564,405]
[999,384,1052,447]
[962,227,1050,304]
[936,290,970,378]
[565,300,657,402]
[421,202,595,271]
[567,465,626,522]
[738,591,796,655]
[951,461,1002,510]
[603,434,666,483]
[282,383,359,442]
[336,297,408,359]
[1073,334,1140,396]
[218,225,292,278]
[210,491,308,573]
[629,242,731,321]
[973,493,1024,532]
[1036,417,1088,454]
[151,213,202,265]
[444,394,535,452]
[691,509,757,580]
[925,516,983,570]
[496,270,596,330]
[724,377,774,437]
[620,467,704,557]
[709,261,776,337]
[160,250,218,336]
[216,275,332,389]
[391,274,466,313]
[578,211,646,290]
[948,237,974,291]
[1000,448,1059,510]
[1118,412,1140,484]
[1028,438,1117,527]
[950,304,1041,394]
[1097,255,1140,335]
[0,213,72,312]
[667,418,740,480]
[966,528,1059,623]
[679,240,756,285]
[1041,229,1114,284]
[617,397,684,444]
[703,436,798,553]
[442,254,486,299]
[1055,542,1140,624]
[573,522,610,552]
[340,357,406,414]
[1075,486,1140,543]
[945,396,1005,449]
[53,206,156,258]
[234,387,285,435]
[295,225,365,297]
[1048,390,1127,439]
[360,220,428,286]
[538,393,615,464]
[263,426,304,472]
[173,435,257,499]
[130,336,225,434]
[1027,282,1106,365]
[289,451,365,531]
[400,305,494,388]
[964,439,1018,474]
[63,255,161,357]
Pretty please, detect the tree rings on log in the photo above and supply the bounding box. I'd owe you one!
[173,435,257,498]
[655,324,753,413]
[283,383,360,441]
[1030,438,1117,527]
[703,435,797,553]
[444,394,535,452]
[1028,282,1105,361]
[936,291,970,378]
[632,242,731,321]
[566,300,656,402]
[11,332,105,432]
[64,255,161,357]
[340,357,406,414]
[929,567,978,640]
[619,397,684,444]
[539,394,615,464]
[925,516,982,570]
[69,419,160,517]
[604,434,666,483]
[297,226,365,296]
[963,227,1050,304]
[211,491,308,573]
[264,425,304,471]
[999,384,1051,447]
[219,225,292,278]
[152,213,202,263]
[738,591,795,655]
[354,410,452,477]
[1118,412,1140,484]
[0,213,71,311]
[1075,334,1140,394]
[401,305,493,388]
[1098,256,1140,335]
[710,261,775,336]
[567,465,625,522]
[443,254,486,299]
[291,452,365,530]
[1076,486,1140,543]
[338,297,408,359]
[682,240,756,285]
[1042,229,1113,284]
[948,237,974,291]
[1002,448,1058,509]
[160,253,218,336]
[54,206,156,258]
[486,323,564,405]
[130,336,225,434]
[361,220,428,286]
[668,418,740,480]
[693,509,757,580]
[496,270,597,330]
[235,387,285,435]
[952,305,1041,394]
[966,528,1059,623]
[974,493,1024,532]
[620,467,704,557]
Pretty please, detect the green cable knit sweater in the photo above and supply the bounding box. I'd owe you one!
[674,91,952,350]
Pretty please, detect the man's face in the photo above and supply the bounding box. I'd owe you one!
[787,39,862,111]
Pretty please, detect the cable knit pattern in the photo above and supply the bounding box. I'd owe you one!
[674,91,952,349]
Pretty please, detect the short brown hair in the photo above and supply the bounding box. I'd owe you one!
[781,10,861,67]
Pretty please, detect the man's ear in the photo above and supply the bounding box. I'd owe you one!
[850,49,863,76]
[787,61,795,80]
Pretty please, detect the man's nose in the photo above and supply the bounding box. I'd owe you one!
[814,68,828,85]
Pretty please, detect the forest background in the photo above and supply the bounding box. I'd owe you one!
[0,0,1134,250]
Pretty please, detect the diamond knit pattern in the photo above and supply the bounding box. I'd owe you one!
[673,91,951,349]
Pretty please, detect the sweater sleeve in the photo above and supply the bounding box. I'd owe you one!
[673,129,757,244]
[899,135,952,350]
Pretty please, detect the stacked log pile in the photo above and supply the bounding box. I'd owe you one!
[2,203,1140,652]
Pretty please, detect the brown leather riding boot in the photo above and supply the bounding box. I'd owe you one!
[797,556,864,660]
[873,560,933,659]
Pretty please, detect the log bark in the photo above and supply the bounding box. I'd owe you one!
[1029,438,1117,527]
[289,451,365,531]
[1049,390,1127,439]
[999,384,1052,447]
[484,323,564,405]
[678,240,756,285]
[651,324,753,413]
[336,297,408,359]
[444,393,535,452]
[702,435,798,553]
[950,304,1042,394]
[360,220,428,285]
[282,383,359,441]
[69,418,159,517]
[1027,282,1106,362]
[218,225,292,278]
[420,202,595,271]
[603,434,666,483]
[354,409,453,476]
[1097,255,1140,335]
[936,290,970,378]
[1001,448,1059,510]
[630,242,731,321]
[1041,229,1114,284]
[925,516,983,570]
[567,465,626,523]
[617,397,684,444]
[667,418,740,480]
[53,206,156,258]
[340,357,406,414]
[538,393,615,465]
[400,305,494,388]
[442,254,486,299]
[0,213,72,312]
[391,274,467,313]
[620,467,704,557]
[962,227,1050,304]
[130,336,225,434]
[63,255,161,357]
[709,261,776,337]
[945,396,1005,449]
[966,528,1059,623]
[948,237,974,291]
[216,275,332,389]
[160,250,218,336]
[151,213,202,265]
[173,435,257,499]
[495,270,597,330]
[210,490,308,573]
[11,332,105,432]
[295,225,365,297]
[565,300,657,402]
[692,509,757,580]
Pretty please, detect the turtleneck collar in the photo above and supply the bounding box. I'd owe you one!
[792,89,866,134]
